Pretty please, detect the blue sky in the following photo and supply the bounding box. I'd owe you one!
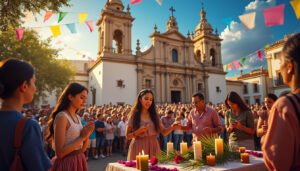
[23,0,300,77]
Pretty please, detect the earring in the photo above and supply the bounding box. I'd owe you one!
[288,70,291,74]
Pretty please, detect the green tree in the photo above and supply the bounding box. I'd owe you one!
[0,29,75,104]
[0,0,71,31]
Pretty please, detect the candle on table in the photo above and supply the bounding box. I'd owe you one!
[193,140,202,160]
[241,153,250,163]
[239,147,246,153]
[180,141,188,154]
[206,153,215,166]
[215,136,224,156]
[136,152,141,170]
[139,150,149,171]
[167,142,173,156]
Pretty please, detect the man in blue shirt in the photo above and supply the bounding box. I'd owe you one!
[95,113,106,159]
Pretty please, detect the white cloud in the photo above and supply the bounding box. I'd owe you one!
[221,0,276,67]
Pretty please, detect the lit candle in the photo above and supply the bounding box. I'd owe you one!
[193,141,202,161]
[215,136,224,156]
[206,153,215,166]
[139,150,149,171]
[239,147,246,153]
[136,152,141,170]
[180,141,188,154]
[241,153,250,163]
[167,142,173,156]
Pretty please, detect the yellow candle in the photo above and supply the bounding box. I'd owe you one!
[206,153,215,166]
[136,152,141,170]
[180,141,188,154]
[139,150,149,171]
[241,153,250,163]
[215,137,224,156]
[239,147,246,153]
[194,141,202,160]
[167,142,173,156]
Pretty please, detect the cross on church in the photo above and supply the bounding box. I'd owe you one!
[169,6,175,17]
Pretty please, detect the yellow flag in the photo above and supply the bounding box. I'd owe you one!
[76,52,82,56]
[50,25,61,37]
[79,13,88,23]
[223,65,227,72]
[290,0,300,19]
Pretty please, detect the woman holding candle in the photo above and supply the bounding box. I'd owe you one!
[225,91,255,150]
[126,89,181,161]
[262,33,300,170]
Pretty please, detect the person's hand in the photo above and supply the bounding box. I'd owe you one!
[203,127,212,134]
[80,122,94,139]
[136,124,150,135]
[172,122,181,130]
[235,120,243,129]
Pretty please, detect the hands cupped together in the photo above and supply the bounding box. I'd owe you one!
[80,121,95,139]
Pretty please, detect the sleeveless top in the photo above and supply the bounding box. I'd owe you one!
[53,111,83,150]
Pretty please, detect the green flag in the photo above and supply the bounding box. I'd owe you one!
[265,44,270,48]
[58,12,68,23]
[241,57,246,63]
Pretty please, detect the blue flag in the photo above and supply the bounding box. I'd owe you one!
[66,23,77,34]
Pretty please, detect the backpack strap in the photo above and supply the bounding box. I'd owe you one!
[14,117,28,150]
[286,94,300,124]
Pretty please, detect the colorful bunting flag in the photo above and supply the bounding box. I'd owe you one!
[263,4,285,27]
[223,65,227,72]
[56,40,62,45]
[16,29,25,41]
[58,12,68,23]
[25,11,34,22]
[85,20,94,32]
[256,49,264,61]
[228,63,233,71]
[79,13,88,23]
[66,23,77,34]
[44,11,53,22]
[50,25,61,37]
[222,17,233,30]
[290,0,300,19]
[155,0,162,6]
[233,60,240,70]
[130,0,142,4]
[241,57,246,63]
[238,12,256,30]
[265,44,270,48]
[91,59,95,63]
[77,52,82,56]
[82,54,86,58]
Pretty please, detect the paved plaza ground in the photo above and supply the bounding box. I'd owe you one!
[87,152,127,171]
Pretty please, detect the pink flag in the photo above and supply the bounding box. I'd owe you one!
[263,4,285,27]
[44,11,53,22]
[228,63,233,71]
[56,40,62,45]
[257,50,264,61]
[233,60,240,70]
[16,29,24,41]
[82,54,86,58]
[130,0,142,4]
[85,20,94,32]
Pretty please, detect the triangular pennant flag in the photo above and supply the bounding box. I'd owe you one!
[87,57,91,60]
[263,4,285,27]
[91,59,95,63]
[66,23,77,34]
[77,52,82,56]
[241,57,246,63]
[58,12,68,23]
[222,17,233,30]
[223,65,227,72]
[228,63,233,71]
[290,0,300,19]
[32,27,42,34]
[233,60,240,70]
[16,29,25,41]
[85,20,94,32]
[82,54,86,58]
[49,25,61,37]
[265,44,270,48]
[238,12,256,30]
[56,40,62,45]
[155,0,162,6]
[256,49,264,61]
[25,11,34,22]
[130,0,142,4]
[44,11,53,22]
[79,13,88,23]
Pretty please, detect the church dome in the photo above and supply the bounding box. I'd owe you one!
[109,0,123,5]
[195,6,213,34]
[196,22,213,32]
[107,0,124,10]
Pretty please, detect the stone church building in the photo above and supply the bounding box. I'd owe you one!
[88,0,226,106]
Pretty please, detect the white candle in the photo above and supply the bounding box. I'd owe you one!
[167,142,173,156]
[215,136,224,156]
[194,141,202,160]
[180,141,188,154]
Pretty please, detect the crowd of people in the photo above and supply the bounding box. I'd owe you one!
[0,33,300,171]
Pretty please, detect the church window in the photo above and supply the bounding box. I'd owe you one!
[253,83,259,93]
[113,30,123,54]
[117,80,124,88]
[172,49,178,63]
[196,50,201,61]
[197,83,202,91]
[145,79,151,88]
[210,48,216,66]
[243,84,248,94]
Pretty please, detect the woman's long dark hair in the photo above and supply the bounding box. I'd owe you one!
[129,89,160,132]
[47,83,88,141]
[225,91,250,112]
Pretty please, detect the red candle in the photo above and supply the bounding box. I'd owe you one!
[206,153,215,166]
[241,153,250,163]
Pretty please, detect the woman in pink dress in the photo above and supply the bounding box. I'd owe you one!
[47,83,94,171]
[126,89,180,161]
[262,33,300,170]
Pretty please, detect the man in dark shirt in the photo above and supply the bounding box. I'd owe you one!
[95,113,106,159]
[161,110,174,150]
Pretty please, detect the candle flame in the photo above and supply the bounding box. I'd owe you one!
[139,152,141,155]
[142,150,144,155]
[210,153,212,156]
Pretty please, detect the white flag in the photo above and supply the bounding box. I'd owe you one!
[155,0,162,5]
[238,12,256,30]
[25,11,34,22]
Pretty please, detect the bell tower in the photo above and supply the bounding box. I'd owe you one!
[96,0,135,57]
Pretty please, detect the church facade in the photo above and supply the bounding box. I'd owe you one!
[88,0,227,106]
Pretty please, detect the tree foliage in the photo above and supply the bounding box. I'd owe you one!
[0,29,75,103]
[0,0,71,31]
